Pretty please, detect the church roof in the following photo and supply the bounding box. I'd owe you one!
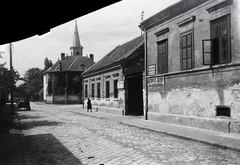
[46,55,94,73]
[82,35,144,76]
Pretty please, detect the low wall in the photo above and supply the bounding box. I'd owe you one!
[45,95,53,104]
[148,112,240,134]
[84,104,124,116]
[53,95,81,104]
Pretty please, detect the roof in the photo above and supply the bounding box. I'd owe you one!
[139,0,210,30]
[46,55,94,73]
[82,35,144,77]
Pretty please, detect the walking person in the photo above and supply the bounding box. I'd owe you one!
[87,98,92,112]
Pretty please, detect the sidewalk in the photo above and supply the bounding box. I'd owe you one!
[71,108,240,151]
[0,103,26,165]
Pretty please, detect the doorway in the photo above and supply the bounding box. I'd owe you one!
[125,74,143,116]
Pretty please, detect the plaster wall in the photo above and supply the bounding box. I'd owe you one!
[145,0,240,132]
[83,68,125,114]
[43,74,47,101]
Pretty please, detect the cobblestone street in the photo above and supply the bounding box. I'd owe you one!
[18,102,240,165]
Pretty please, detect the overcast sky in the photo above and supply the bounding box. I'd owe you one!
[0,0,179,84]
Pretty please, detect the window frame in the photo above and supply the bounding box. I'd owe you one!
[85,84,88,98]
[97,82,100,99]
[157,39,168,74]
[91,83,95,98]
[210,15,231,65]
[180,30,194,70]
[105,81,110,99]
[113,79,118,99]
[202,15,231,66]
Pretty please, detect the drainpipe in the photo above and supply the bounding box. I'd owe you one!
[143,28,148,120]
[65,73,68,104]
[82,76,84,109]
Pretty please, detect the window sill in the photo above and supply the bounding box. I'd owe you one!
[114,98,118,101]
[106,98,110,101]
[97,98,101,100]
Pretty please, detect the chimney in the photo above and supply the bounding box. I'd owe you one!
[61,53,65,60]
[90,54,94,61]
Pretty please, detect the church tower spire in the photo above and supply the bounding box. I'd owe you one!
[70,20,83,56]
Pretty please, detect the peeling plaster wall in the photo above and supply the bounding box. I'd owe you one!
[148,68,240,120]
[145,0,240,132]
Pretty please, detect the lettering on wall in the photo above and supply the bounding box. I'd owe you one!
[117,81,124,89]
[147,76,164,86]
[148,64,156,76]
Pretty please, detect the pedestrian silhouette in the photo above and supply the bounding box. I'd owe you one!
[87,98,92,112]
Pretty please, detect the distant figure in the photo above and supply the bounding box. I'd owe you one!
[87,98,92,112]
[25,97,31,111]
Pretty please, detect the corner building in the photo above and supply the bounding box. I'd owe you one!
[139,0,240,134]
[82,36,144,116]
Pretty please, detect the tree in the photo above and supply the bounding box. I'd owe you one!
[17,67,43,100]
[44,57,53,71]
[0,67,20,90]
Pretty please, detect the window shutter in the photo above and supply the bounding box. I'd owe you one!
[202,39,213,65]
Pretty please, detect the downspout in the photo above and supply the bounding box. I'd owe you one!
[82,76,84,109]
[121,58,126,115]
[144,28,148,120]
[65,73,68,104]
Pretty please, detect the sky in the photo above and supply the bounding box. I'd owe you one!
[0,0,179,85]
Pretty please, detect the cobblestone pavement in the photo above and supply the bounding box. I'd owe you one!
[18,102,240,165]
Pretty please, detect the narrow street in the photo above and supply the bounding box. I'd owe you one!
[18,102,240,165]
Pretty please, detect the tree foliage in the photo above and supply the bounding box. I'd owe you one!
[44,57,53,71]
[16,67,43,99]
[0,67,20,90]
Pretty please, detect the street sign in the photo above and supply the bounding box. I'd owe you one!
[117,81,124,89]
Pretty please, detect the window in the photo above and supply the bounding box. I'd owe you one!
[85,84,88,98]
[106,81,110,98]
[48,80,52,95]
[157,40,168,74]
[203,15,230,65]
[181,31,193,70]
[91,83,94,98]
[211,16,230,64]
[114,80,118,98]
[97,82,100,98]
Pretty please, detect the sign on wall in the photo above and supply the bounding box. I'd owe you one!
[117,81,124,89]
[148,64,156,76]
[147,76,165,86]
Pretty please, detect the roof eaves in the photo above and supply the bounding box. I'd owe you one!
[139,0,210,30]
[82,62,122,78]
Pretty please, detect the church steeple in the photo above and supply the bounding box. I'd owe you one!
[70,20,83,56]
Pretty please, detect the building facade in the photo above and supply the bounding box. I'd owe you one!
[82,36,144,115]
[139,0,240,134]
[43,21,94,104]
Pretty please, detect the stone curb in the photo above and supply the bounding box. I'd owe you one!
[118,121,240,152]
[73,110,240,152]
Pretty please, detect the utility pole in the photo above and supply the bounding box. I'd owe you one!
[9,43,14,115]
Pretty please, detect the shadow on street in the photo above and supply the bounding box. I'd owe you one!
[27,133,83,165]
